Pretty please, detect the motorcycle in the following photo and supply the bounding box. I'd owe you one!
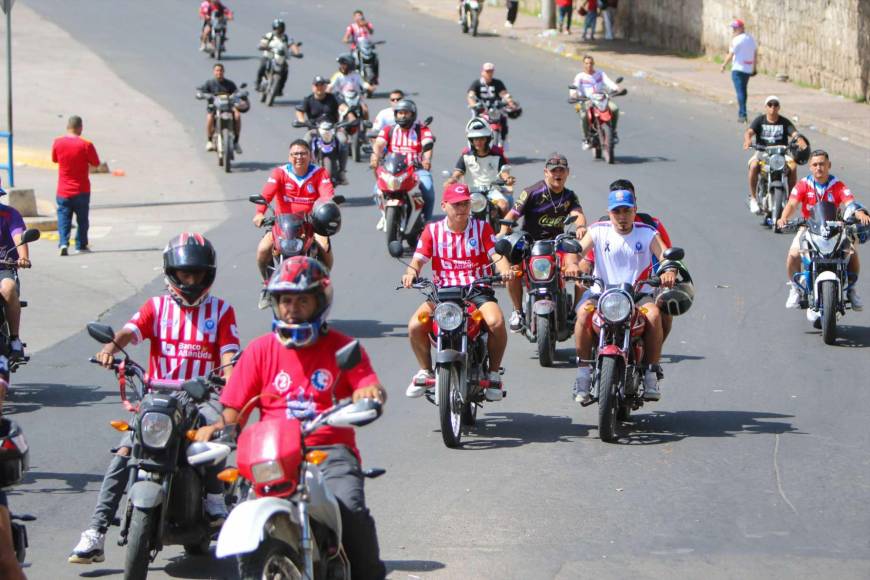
[208,12,229,60]
[293,118,353,187]
[354,38,383,98]
[470,101,509,149]
[460,0,482,36]
[86,322,235,579]
[214,340,385,580]
[578,248,685,443]
[0,417,35,568]
[753,142,791,232]
[0,228,40,372]
[258,39,302,107]
[196,84,248,173]
[466,165,513,231]
[340,89,371,162]
[568,78,626,164]
[376,152,426,253]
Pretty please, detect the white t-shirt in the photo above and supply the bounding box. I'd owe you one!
[372,107,396,132]
[572,70,619,97]
[588,221,659,289]
[730,33,756,74]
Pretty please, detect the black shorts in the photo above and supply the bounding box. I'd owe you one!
[467,286,497,308]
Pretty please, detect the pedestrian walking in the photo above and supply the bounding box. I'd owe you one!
[579,0,598,40]
[602,0,617,40]
[720,18,757,123]
[505,0,519,28]
[51,115,100,255]
[557,0,573,34]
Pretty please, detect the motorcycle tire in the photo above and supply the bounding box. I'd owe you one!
[353,130,363,163]
[184,538,210,556]
[593,135,603,160]
[266,76,278,107]
[771,187,785,233]
[601,123,615,164]
[259,85,267,103]
[597,357,623,443]
[821,280,838,345]
[323,155,338,186]
[239,537,304,580]
[124,507,156,580]
[215,134,223,167]
[471,11,479,37]
[438,363,463,448]
[384,205,401,251]
[222,129,232,173]
[536,314,555,367]
[461,10,469,33]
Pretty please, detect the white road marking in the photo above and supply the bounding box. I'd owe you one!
[135,224,162,237]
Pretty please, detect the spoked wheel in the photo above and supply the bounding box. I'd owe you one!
[437,363,463,448]
[601,123,615,164]
[266,75,279,106]
[239,538,303,580]
[597,357,623,443]
[820,280,838,345]
[222,129,232,173]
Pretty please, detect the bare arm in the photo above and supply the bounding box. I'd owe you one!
[95,327,137,367]
[743,128,755,150]
[401,256,426,288]
[11,232,30,268]
[444,169,463,186]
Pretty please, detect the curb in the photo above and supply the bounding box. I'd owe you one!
[0,146,56,170]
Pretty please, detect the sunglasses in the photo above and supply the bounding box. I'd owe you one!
[290,151,309,157]
[546,160,568,169]
[390,97,402,102]
[767,102,780,108]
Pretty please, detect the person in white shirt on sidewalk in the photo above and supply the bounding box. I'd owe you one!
[720,18,757,123]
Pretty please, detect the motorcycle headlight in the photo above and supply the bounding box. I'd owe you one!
[599,291,633,323]
[470,192,488,214]
[140,412,173,449]
[251,460,285,484]
[319,128,335,141]
[434,302,464,331]
[383,174,403,191]
[808,232,838,256]
[530,257,554,281]
[769,154,786,172]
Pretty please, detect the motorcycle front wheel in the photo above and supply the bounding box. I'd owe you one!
[601,123,615,164]
[771,187,785,233]
[438,363,463,448]
[125,507,156,580]
[821,280,838,345]
[222,128,232,173]
[384,205,401,251]
[266,75,279,106]
[536,314,555,367]
[239,537,303,580]
[597,357,623,443]
[471,10,479,36]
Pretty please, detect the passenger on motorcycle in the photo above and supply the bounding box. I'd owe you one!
[255,19,301,98]
[69,234,239,565]
[371,89,404,132]
[197,63,249,154]
[343,9,374,48]
[444,117,515,216]
[371,99,436,221]
[0,182,32,361]
[744,95,808,215]
[776,149,870,311]
[498,154,586,333]
[403,184,512,401]
[467,62,520,142]
[329,53,370,120]
[570,54,623,148]
[297,76,349,183]
[567,189,676,404]
[199,0,232,52]
[195,256,388,580]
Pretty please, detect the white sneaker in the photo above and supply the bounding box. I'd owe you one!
[749,197,761,215]
[206,141,216,152]
[807,308,821,329]
[505,21,513,28]
[581,140,592,151]
[785,282,802,309]
[484,371,504,401]
[205,493,228,521]
[68,529,106,564]
[643,369,661,401]
[848,288,864,311]
[572,366,592,404]
[406,369,434,398]
[233,142,243,154]
[509,309,524,333]
[376,213,386,231]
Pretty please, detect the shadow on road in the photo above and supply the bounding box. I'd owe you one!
[270,98,304,108]
[331,319,406,339]
[507,155,546,166]
[616,155,673,165]
[162,550,239,578]
[7,383,115,415]
[618,409,801,445]
[80,568,124,578]
[659,352,705,364]
[827,324,870,348]
[336,195,375,208]
[457,412,592,450]
[229,161,278,173]
[217,54,257,61]
[19,470,104,494]
[386,559,447,573]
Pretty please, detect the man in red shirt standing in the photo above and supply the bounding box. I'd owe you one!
[51,115,100,256]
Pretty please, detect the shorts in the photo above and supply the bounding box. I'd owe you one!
[0,270,20,295]
[789,226,806,252]
[468,286,498,308]
[749,151,796,171]
[487,189,513,207]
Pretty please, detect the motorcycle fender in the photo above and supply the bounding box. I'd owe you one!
[436,349,463,365]
[598,110,612,122]
[129,481,164,509]
[598,346,626,359]
[814,271,840,297]
[386,199,402,207]
[215,497,300,559]
[532,300,555,316]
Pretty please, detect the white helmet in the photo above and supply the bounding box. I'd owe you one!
[465,116,493,149]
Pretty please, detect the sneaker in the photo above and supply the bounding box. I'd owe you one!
[206,141,216,152]
[749,197,761,215]
[785,282,801,309]
[505,21,513,28]
[68,529,105,564]
[199,42,206,52]
[484,371,504,402]
[581,139,592,151]
[807,308,822,328]
[643,369,661,401]
[59,245,69,256]
[205,493,228,523]
[73,246,91,254]
[9,338,24,360]
[375,213,386,231]
[258,288,271,310]
[509,310,525,333]
[339,171,349,185]
[233,142,243,154]
[406,369,434,398]
[848,288,864,311]
[572,366,593,404]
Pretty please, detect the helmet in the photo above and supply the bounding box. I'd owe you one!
[495,231,531,265]
[655,261,694,316]
[506,103,523,119]
[267,257,333,348]
[337,53,355,67]
[163,233,217,307]
[312,200,342,236]
[394,99,417,128]
[465,117,493,149]
[0,418,29,487]
[272,19,285,33]
[789,133,811,165]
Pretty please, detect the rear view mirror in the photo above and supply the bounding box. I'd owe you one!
[332,195,346,205]
[662,247,685,261]
[614,76,624,84]
[423,116,433,126]
[564,215,577,225]
[249,194,267,205]
[500,164,512,175]
[87,322,115,344]
[19,229,40,245]
[561,239,581,254]
[388,241,404,258]
[182,379,208,403]
[239,83,248,89]
[327,398,382,428]
[336,340,362,370]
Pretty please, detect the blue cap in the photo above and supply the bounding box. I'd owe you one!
[608,189,635,211]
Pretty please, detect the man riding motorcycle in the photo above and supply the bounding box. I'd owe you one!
[403,183,512,401]
[199,0,232,52]
[570,54,623,148]
[297,76,349,184]
[68,233,239,565]
[498,154,586,333]
[195,256,388,580]
[467,62,520,145]
[0,179,33,361]
[371,89,404,132]
[776,149,870,311]
[329,53,370,120]
[255,19,302,98]
[567,190,676,404]
[0,348,25,580]
[444,117,516,216]
[371,99,436,221]
[342,9,374,48]
[197,63,249,153]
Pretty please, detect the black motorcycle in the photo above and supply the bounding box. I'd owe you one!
[0,228,40,372]
[87,322,234,580]
[753,142,789,232]
[209,12,228,60]
[0,417,34,568]
[196,84,248,173]
[354,38,383,97]
[258,40,302,107]
[292,118,352,187]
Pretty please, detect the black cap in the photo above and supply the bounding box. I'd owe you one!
[545,153,569,169]
[312,75,329,85]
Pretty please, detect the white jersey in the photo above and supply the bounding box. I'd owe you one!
[572,70,619,97]
[729,33,756,74]
[371,107,396,132]
[588,221,658,289]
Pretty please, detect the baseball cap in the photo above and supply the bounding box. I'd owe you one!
[545,153,569,169]
[764,95,780,106]
[443,183,471,204]
[730,19,745,29]
[312,75,329,85]
[482,62,495,71]
[608,189,636,211]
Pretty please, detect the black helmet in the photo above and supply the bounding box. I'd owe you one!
[272,19,285,33]
[789,133,811,165]
[312,200,342,236]
[163,233,217,307]
[337,53,355,67]
[495,231,531,265]
[394,99,417,128]
[0,418,29,487]
[655,261,694,316]
[506,102,523,119]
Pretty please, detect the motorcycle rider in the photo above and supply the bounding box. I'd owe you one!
[444,117,516,216]
[371,99,436,221]
[199,0,232,52]
[0,179,33,360]
[743,95,807,215]
[467,62,520,144]
[255,19,302,98]
[776,149,870,311]
[197,62,249,154]
[371,89,404,132]
[403,183,512,401]
[342,9,374,48]
[570,54,623,149]
[498,154,586,333]
[297,76,349,184]
[567,189,676,404]
[0,349,26,580]
[68,233,240,565]
[329,53,370,120]
[195,256,388,580]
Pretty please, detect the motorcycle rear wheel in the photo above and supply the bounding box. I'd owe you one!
[597,357,623,443]
[821,280,838,345]
[438,363,463,448]
[536,314,555,367]
[125,507,156,580]
[239,537,303,580]
[601,123,615,164]
[215,36,224,60]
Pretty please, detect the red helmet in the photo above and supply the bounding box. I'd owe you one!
[267,257,333,348]
[163,233,216,307]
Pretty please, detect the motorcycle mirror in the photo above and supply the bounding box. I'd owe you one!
[423,116,433,126]
[239,82,248,89]
[87,322,116,344]
[335,340,362,370]
[388,240,404,258]
[662,247,685,261]
[18,229,41,245]
[327,398,382,428]
[614,76,624,84]
[249,194,267,205]
[332,195,346,205]
[494,238,513,257]
[561,239,581,254]
[441,170,450,177]
[182,379,208,403]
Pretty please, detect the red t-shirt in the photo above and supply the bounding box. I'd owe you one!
[414,218,496,287]
[376,123,435,166]
[220,330,380,458]
[51,134,100,198]
[259,164,334,215]
[789,176,855,219]
[345,21,373,43]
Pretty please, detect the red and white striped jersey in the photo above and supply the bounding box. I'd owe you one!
[124,294,240,382]
[414,218,496,287]
[376,123,434,166]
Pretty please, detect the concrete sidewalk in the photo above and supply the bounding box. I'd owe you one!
[407,0,870,150]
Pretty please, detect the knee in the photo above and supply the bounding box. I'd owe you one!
[0,281,15,300]
[116,446,131,458]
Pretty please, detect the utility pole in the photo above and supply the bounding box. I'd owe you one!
[1,0,13,186]
[541,0,556,30]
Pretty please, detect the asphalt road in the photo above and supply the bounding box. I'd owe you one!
[10,0,870,578]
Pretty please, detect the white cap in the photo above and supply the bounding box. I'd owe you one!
[764,95,780,106]
[482,62,495,71]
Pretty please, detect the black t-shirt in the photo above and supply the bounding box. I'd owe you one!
[198,78,238,95]
[297,93,341,123]
[468,78,508,103]
[512,180,582,240]
[750,114,795,146]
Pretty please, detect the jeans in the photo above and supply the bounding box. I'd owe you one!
[56,193,90,250]
[731,70,751,120]
[415,169,435,220]
[603,7,614,39]
[583,11,597,38]
[558,6,573,31]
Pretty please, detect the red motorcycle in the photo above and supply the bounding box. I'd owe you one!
[470,99,520,149]
[568,77,625,164]
[376,152,425,253]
